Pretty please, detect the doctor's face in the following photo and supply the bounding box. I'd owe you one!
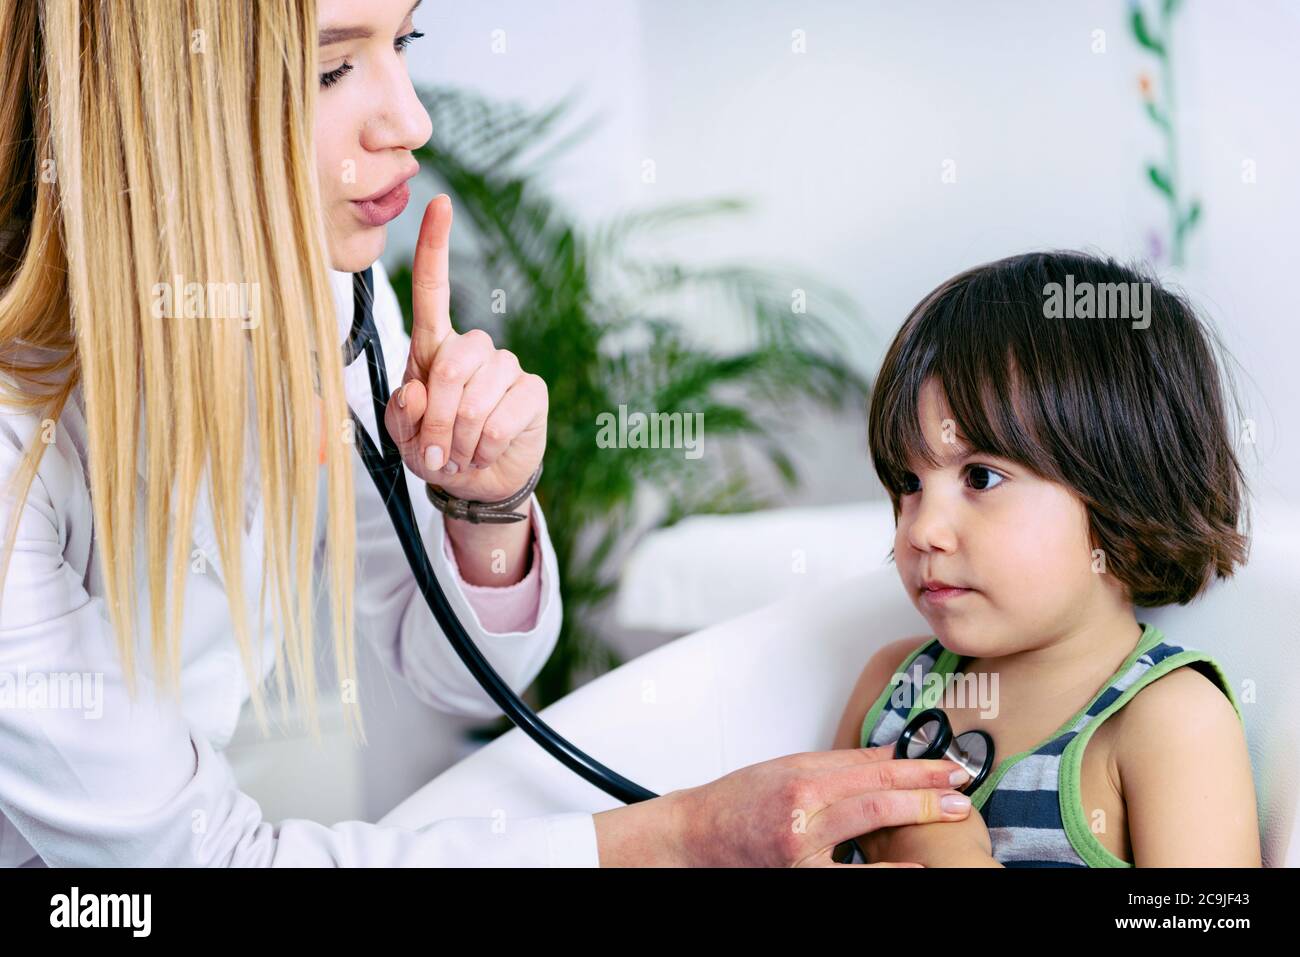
[314,0,433,272]
[893,377,1123,658]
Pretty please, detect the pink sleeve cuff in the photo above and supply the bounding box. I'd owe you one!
[442,530,544,634]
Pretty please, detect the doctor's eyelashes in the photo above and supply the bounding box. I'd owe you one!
[394,30,425,54]
[318,31,426,91]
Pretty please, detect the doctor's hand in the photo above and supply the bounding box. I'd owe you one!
[593,746,975,867]
[384,194,547,503]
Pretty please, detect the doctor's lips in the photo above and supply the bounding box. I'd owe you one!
[351,165,419,227]
[919,578,975,604]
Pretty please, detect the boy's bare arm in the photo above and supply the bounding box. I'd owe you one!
[1117,667,1262,866]
[861,806,1004,867]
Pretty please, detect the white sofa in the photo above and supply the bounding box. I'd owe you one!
[613,499,901,634]
[382,498,1300,866]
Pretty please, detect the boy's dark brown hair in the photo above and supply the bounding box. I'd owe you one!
[867,250,1251,608]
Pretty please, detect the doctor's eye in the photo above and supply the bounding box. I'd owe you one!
[319,31,424,89]
[319,61,353,89]
[394,30,425,53]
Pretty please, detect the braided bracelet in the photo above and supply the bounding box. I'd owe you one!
[425,462,543,524]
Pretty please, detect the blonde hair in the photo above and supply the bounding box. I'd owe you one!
[0,0,362,741]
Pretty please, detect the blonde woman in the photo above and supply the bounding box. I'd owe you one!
[0,0,976,868]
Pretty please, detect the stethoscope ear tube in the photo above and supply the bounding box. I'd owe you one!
[344,268,657,805]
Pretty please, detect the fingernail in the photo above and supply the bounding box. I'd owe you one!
[949,769,971,787]
[396,383,408,409]
[443,460,459,475]
[425,446,443,471]
[941,793,971,814]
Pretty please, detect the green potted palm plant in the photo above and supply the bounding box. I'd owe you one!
[386,86,873,744]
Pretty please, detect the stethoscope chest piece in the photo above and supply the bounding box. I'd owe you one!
[831,705,998,863]
[894,707,995,795]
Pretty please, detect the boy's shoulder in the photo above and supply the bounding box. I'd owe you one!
[1116,659,1237,725]
[1109,657,1243,771]
[1103,648,1259,865]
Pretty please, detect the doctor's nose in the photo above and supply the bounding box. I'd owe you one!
[361,63,433,155]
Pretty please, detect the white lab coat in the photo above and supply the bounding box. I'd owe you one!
[0,260,599,866]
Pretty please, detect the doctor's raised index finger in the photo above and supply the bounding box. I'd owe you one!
[406,193,455,381]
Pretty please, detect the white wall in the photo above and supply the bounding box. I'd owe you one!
[391,0,1299,510]
[392,0,649,252]
[1175,1,1300,507]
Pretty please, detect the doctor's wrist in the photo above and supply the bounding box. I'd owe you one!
[443,500,534,586]
[593,789,697,867]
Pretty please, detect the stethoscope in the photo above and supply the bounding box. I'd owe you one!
[832,707,996,862]
[893,707,996,792]
[341,267,657,806]
[342,267,1000,824]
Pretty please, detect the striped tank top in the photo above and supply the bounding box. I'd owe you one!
[857,622,1242,867]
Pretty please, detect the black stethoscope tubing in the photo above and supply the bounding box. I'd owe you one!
[342,267,657,806]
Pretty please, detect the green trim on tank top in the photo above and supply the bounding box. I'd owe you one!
[1058,646,1242,867]
[856,640,937,751]
[856,622,1244,867]
[918,622,1165,812]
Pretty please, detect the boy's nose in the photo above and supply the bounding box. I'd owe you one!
[905,499,959,554]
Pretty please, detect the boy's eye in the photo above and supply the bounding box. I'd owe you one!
[966,464,1004,491]
[898,464,1005,495]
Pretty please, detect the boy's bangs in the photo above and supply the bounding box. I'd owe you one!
[870,283,1059,497]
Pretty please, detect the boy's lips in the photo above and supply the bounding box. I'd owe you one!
[920,577,966,591]
[920,582,975,605]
